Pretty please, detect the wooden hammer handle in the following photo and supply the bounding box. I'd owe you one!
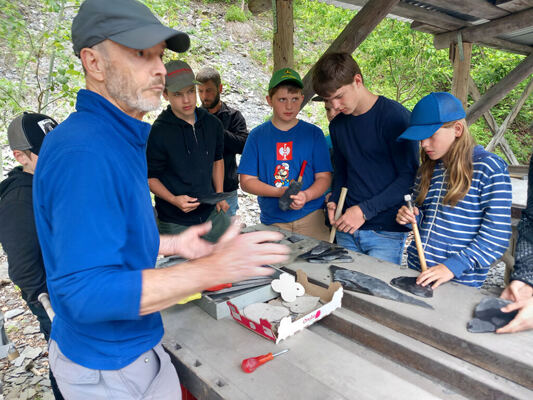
[411,222,428,272]
[329,187,348,243]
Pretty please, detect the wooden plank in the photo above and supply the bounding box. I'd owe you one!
[301,0,400,106]
[495,0,533,13]
[411,21,448,34]
[319,309,533,400]
[466,52,533,125]
[486,77,533,152]
[468,74,520,165]
[161,304,461,399]
[418,0,509,20]
[475,37,533,55]
[433,8,533,50]
[451,42,472,107]
[238,225,533,389]
[273,0,294,71]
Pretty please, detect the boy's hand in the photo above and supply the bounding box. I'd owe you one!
[416,264,454,289]
[501,280,533,302]
[290,191,308,210]
[327,202,337,225]
[335,205,365,234]
[216,200,229,213]
[173,195,200,213]
[396,205,419,225]
[496,297,533,334]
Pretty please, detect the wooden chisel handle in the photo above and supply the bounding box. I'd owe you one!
[404,195,427,271]
[329,187,348,243]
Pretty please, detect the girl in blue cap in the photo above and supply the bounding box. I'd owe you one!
[396,92,512,289]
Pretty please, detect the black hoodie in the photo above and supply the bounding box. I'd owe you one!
[147,106,224,225]
[0,166,48,304]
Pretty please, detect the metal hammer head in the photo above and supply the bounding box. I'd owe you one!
[404,194,412,202]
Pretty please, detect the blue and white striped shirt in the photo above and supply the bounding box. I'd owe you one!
[407,145,512,287]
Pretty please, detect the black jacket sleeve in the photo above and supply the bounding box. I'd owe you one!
[224,110,248,154]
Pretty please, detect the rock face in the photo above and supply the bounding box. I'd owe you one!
[467,297,517,333]
[330,265,434,310]
[390,276,433,298]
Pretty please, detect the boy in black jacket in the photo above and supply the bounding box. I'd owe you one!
[0,112,63,399]
[147,60,230,241]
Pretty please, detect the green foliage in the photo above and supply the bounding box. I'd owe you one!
[226,5,249,22]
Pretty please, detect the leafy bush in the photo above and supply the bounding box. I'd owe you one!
[226,5,248,22]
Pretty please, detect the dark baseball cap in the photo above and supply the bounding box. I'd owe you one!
[7,112,58,155]
[397,92,466,141]
[71,0,190,56]
[165,60,200,92]
[269,68,303,90]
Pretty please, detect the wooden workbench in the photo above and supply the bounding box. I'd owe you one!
[162,225,533,400]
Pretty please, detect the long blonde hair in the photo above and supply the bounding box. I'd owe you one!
[415,119,476,207]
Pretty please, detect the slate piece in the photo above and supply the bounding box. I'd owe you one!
[299,244,344,260]
[286,234,306,243]
[279,181,303,211]
[390,276,433,298]
[467,297,517,333]
[196,192,234,205]
[330,265,433,310]
[308,255,354,263]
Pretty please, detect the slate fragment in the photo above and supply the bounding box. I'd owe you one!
[330,265,433,309]
[467,297,517,333]
[195,192,234,205]
[390,276,433,298]
[286,234,306,243]
[279,181,303,211]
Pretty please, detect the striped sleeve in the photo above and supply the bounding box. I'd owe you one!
[443,156,512,278]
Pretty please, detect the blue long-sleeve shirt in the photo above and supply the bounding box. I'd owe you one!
[329,96,419,232]
[407,145,512,287]
[33,90,162,369]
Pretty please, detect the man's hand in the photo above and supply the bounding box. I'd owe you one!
[500,280,533,302]
[159,221,214,259]
[327,202,337,225]
[496,297,533,334]
[335,205,365,234]
[216,200,229,213]
[173,195,200,213]
[396,205,419,225]
[416,264,454,289]
[290,191,308,210]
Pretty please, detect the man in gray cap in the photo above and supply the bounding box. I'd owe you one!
[147,60,231,242]
[32,1,289,398]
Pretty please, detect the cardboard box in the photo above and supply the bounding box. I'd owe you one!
[227,270,343,343]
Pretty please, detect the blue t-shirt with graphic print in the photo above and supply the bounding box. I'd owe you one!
[238,120,332,224]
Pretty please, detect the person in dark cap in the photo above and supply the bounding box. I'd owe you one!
[0,112,64,399]
[32,1,289,398]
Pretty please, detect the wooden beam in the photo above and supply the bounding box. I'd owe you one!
[468,75,519,165]
[466,52,533,125]
[434,8,533,50]
[486,77,533,152]
[419,0,508,20]
[495,0,533,13]
[451,42,472,107]
[475,37,533,56]
[273,0,294,71]
[300,0,400,106]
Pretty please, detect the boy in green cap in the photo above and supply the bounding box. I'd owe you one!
[238,68,332,240]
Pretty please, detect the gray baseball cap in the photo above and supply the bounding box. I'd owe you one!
[72,0,190,56]
[165,60,200,92]
[8,112,58,155]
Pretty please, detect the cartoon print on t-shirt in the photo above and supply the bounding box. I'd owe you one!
[277,142,293,161]
[274,162,290,187]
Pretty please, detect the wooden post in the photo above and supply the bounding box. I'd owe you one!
[467,52,533,126]
[273,0,294,71]
[301,0,400,106]
[451,42,472,108]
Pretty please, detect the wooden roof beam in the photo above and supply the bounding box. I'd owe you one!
[434,8,533,50]
[416,0,509,20]
[466,52,533,125]
[300,0,400,106]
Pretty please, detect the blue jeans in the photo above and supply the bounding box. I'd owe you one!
[226,190,239,216]
[336,229,407,265]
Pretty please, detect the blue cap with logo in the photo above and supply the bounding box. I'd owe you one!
[397,92,466,141]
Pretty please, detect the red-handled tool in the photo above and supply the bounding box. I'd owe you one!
[205,283,232,292]
[297,160,307,183]
[241,349,289,373]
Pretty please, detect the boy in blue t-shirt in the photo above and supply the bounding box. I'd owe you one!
[238,68,333,240]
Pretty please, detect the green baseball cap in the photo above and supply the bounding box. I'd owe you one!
[269,68,303,90]
[165,60,200,92]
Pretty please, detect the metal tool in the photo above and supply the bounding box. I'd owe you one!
[205,278,274,296]
[241,349,289,373]
[404,194,427,271]
[329,187,348,243]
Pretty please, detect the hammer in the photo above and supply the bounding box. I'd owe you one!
[328,187,348,243]
[404,194,427,271]
[38,293,55,322]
